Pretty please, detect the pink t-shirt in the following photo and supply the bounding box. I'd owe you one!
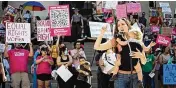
[36,56,53,75]
[8,49,29,74]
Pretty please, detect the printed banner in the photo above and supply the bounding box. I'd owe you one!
[156,35,171,46]
[6,22,31,43]
[37,20,53,41]
[103,1,117,9]
[163,64,176,84]
[161,27,173,36]
[151,25,160,32]
[96,1,103,14]
[127,3,141,13]
[89,22,113,39]
[49,5,71,36]
[5,5,16,15]
[0,44,12,52]
[116,4,127,19]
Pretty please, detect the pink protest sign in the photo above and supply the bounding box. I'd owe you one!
[151,25,160,32]
[49,5,71,36]
[172,28,176,35]
[105,17,113,23]
[127,3,141,13]
[116,4,127,19]
[156,35,171,46]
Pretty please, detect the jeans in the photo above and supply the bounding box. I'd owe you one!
[114,73,138,88]
[143,72,155,88]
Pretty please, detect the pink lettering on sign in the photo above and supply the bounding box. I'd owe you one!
[37,20,53,41]
[151,25,160,32]
[127,3,141,13]
[156,35,171,46]
[116,4,127,19]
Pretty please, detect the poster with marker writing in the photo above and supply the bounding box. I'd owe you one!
[163,64,176,84]
[37,20,53,41]
[6,22,31,43]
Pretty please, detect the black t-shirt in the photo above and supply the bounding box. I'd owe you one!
[118,36,143,71]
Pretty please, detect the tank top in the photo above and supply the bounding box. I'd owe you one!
[60,55,69,62]
[161,54,170,64]
[111,36,143,71]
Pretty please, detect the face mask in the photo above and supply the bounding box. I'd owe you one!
[64,48,68,55]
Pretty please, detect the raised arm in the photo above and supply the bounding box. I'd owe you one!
[55,35,60,49]
[45,41,52,52]
[94,26,112,50]
[29,43,34,57]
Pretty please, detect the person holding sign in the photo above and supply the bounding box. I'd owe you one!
[56,44,74,88]
[4,43,33,88]
[158,46,171,88]
[36,47,54,88]
[94,18,146,88]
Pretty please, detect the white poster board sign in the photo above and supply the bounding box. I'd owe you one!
[0,44,12,52]
[37,20,53,41]
[159,2,171,13]
[162,7,172,13]
[6,22,31,43]
[159,2,170,7]
[89,22,113,39]
[103,1,117,9]
[56,65,73,82]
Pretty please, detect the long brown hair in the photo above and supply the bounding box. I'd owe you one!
[113,18,132,53]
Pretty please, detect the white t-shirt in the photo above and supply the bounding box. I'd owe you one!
[101,52,117,74]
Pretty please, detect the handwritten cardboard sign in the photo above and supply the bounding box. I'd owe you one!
[163,64,176,84]
[89,21,113,39]
[156,35,171,46]
[116,4,127,19]
[37,20,53,41]
[6,22,31,43]
[49,5,71,36]
[127,3,141,13]
[161,27,173,36]
[0,44,12,52]
[151,25,160,32]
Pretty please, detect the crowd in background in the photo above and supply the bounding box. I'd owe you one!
[0,1,176,88]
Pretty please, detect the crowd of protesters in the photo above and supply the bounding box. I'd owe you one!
[1,1,176,88]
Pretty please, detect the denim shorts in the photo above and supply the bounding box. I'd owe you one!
[114,73,138,88]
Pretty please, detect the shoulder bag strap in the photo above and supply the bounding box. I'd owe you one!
[105,53,115,66]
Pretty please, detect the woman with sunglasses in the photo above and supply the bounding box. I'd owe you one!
[36,47,54,88]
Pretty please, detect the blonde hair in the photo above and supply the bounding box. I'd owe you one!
[129,30,142,41]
